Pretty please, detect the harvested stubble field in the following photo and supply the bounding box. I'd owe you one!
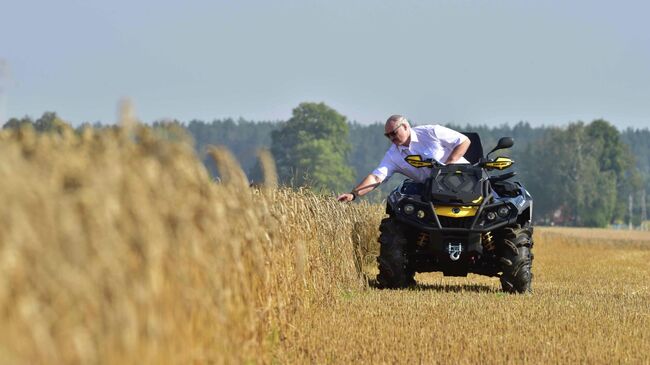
[0,125,648,364]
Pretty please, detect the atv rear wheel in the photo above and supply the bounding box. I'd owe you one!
[498,224,533,293]
[376,217,415,289]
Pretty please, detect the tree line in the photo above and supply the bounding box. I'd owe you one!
[3,103,649,227]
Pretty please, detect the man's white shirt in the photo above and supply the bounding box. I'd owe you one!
[372,125,470,183]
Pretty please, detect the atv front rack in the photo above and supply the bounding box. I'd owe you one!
[393,180,518,233]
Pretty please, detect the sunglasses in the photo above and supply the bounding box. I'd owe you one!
[384,121,404,138]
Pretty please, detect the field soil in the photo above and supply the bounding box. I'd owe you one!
[277,227,650,364]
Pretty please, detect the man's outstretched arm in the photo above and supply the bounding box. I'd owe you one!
[337,174,382,202]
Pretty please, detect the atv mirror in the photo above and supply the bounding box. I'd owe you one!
[486,137,514,158]
[496,137,514,150]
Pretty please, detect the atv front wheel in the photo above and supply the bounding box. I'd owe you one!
[376,217,415,288]
[498,224,533,293]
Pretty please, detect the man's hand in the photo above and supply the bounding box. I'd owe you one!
[336,174,381,202]
[337,193,355,202]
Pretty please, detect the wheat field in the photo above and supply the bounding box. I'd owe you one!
[0,125,648,364]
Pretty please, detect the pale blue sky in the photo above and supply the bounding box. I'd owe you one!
[1,0,649,128]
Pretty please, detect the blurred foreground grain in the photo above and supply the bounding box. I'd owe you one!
[0,126,382,364]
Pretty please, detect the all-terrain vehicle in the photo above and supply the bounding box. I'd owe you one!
[376,134,534,293]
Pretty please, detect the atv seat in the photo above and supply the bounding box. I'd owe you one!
[461,132,484,164]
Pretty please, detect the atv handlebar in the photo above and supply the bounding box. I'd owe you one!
[405,155,514,171]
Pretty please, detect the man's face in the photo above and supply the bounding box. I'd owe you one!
[384,120,409,145]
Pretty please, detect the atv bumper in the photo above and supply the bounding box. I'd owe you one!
[395,214,514,233]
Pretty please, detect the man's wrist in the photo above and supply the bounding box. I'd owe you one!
[350,190,358,201]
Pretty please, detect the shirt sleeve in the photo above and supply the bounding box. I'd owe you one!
[371,150,398,183]
[432,125,468,149]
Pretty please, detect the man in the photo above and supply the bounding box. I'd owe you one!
[337,115,470,202]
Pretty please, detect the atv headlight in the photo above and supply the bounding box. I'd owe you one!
[404,204,415,215]
[417,210,426,219]
[486,211,497,221]
[497,205,509,218]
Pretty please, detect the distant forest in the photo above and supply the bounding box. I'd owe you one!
[4,108,649,228]
[185,117,649,227]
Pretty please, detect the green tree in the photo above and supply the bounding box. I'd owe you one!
[34,112,72,133]
[3,116,34,129]
[271,102,354,191]
[518,126,573,222]
[520,120,633,227]
[3,112,73,134]
[186,118,277,179]
[294,139,353,190]
[584,119,636,221]
[622,127,650,192]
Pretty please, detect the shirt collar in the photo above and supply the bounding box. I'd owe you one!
[397,127,417,154]
[409,127,419,143]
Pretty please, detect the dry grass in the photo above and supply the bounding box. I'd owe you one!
[0,125,648,364]
[541,226,650,245]
[278,228,650,364]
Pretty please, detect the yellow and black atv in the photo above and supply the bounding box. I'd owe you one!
[377,134,534,293]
